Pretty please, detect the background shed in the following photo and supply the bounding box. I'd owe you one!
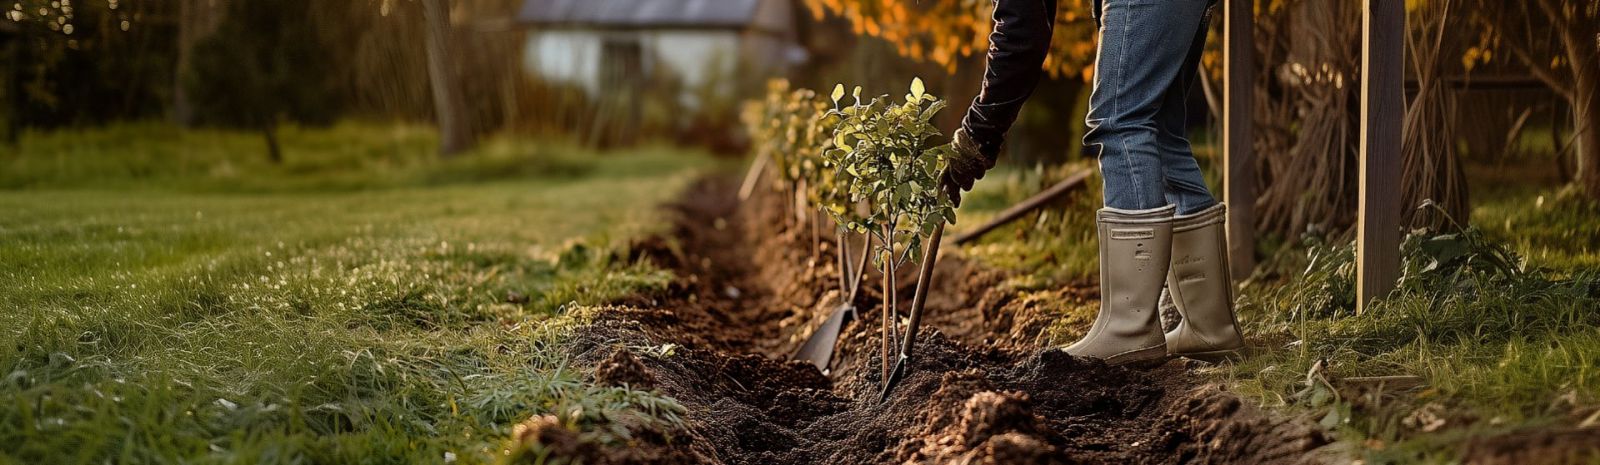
[518,0,804,109]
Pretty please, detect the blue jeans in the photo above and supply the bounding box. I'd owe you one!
[1084,0,1218,215]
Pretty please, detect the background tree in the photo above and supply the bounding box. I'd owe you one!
[422,0,475,157]
[4,0,178,131]
[1465,0,1600,200]
[185,0,336,163]
[3,20,18,146]
[799,0,1100,166]
[801,0,1099,80]
[174,0,226,126]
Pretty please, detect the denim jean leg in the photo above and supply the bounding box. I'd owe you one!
[1084,0,1214,211]
[1156,1,1220,216]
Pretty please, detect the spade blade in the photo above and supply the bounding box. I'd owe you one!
[793,303,853,372]
[878,354,910,403]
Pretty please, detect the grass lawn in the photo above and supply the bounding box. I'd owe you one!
[0,123,712,463]
[957,157,1600,463]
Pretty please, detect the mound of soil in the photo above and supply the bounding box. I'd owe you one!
[555,178,1331,464]
[1461,426,1600,465]
[592,347,657,389]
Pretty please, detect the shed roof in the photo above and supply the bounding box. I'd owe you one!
[518,0,776,31]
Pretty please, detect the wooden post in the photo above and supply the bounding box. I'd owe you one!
[1223,0,1256,281]
[1357,0,1405,314]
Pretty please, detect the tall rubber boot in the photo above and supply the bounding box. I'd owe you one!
[1064,205,1174,367]
[1164,203,1245,362]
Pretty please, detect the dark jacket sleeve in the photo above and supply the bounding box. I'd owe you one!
[958,0,1058,159]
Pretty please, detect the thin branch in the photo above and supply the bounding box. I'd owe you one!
[1494,26,1576,99]
[1533,0,1572,31]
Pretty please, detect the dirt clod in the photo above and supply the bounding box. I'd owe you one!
[592,348,656,389]
[504,414,707,465]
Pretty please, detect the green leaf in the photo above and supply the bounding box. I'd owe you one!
[910,77,925,100]
[831,84,845,104]
[920,99,947,121]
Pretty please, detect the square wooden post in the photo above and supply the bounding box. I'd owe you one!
[1357,0,1405,314]
[1223,0,1256,282]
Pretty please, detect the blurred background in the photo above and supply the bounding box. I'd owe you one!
[4,2,1600,462]
[4,0,1595,240]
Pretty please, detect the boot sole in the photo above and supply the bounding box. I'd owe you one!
[1103,346,1171,368]
[1172,348,1246,364]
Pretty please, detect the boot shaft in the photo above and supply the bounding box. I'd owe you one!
[1065,205,1175,364]
[1165,203,1245,354]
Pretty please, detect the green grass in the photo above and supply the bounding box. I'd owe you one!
[1472,183,1600,270]
[0,123,713,464]
[954,162,1105,288]
[1222,190,1600,462]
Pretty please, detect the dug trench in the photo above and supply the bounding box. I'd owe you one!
[542,177,1333,464]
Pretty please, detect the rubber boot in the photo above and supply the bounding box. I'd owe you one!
[1064,205,1174,367]
[1164,203,1245,362]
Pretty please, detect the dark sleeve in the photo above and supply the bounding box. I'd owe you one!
[959,0,1058,158]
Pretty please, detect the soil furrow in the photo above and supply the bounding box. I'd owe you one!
[561,177,1333,464]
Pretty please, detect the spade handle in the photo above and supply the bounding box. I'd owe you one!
[896,222,944,359]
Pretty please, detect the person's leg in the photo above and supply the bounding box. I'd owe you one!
[1070,0,1212,367]
[1154,2,1220,216]
[1084,0,1214,211]
[1152,1,1245,362]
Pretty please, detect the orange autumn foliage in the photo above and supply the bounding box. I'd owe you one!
[803,0,1101,80]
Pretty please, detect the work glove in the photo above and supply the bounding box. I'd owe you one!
[943,127,998,207]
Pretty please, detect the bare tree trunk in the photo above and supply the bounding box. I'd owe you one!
[174,0,197,125]
[1570,28,1600,199]
[262,120,283,164]
[1576,66,1600,199]
[175,0,226,126]
[4,39,18,146]
[422,0,474,157]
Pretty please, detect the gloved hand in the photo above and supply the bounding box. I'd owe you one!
[943,127,998,207]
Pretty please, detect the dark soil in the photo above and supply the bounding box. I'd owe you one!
[1461,426,1600,465]
[555,178,1333,464]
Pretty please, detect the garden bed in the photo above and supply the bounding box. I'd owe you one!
[539,177,1332,464]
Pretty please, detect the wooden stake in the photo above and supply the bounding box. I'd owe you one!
[1357,0,1405,313]
[1223,0,1258,281]
[738,154,769,201]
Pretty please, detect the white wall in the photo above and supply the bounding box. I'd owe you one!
[523,30,748,106]
[523,31,605,95]
[647,31,742,95]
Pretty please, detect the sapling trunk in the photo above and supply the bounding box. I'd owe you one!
[880,223,899,381]
[851,234,870,300]
[881,259,891,381]
[836,231,850,294]
[782,184,794,232]
[888,258,899,348]
[796,178,810,226]
[811,207,821,266]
